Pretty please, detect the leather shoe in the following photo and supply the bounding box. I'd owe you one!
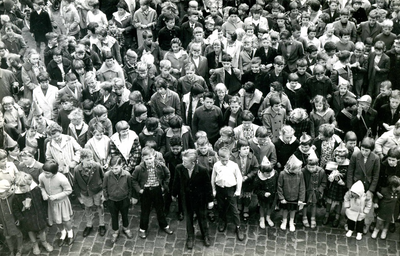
[389,222,396,233]
[332,218,340,228]
[322,215,330,225]
[177,212,184,221]
[236,227,244,241]
[98,226,106,236]
[57,238,65,247]
[218,221,227,232]
[67,231,75,246]
[139,230,147,239]
[208,212,215,223]
[204,236,211,247]
[83,226,93,237]
[186,238,194,249]
[163,226,174,235]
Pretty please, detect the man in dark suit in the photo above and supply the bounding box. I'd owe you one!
[180,10,203,50]
[172,149,214,249]
[46,48,72,88]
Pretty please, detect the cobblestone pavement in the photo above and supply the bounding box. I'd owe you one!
[1,200,399,256]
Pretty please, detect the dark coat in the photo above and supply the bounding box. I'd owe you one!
[347,151,380,193]
[29,9,52,42]
[172,164,213,208]
[367,52,390,97]
[254,46,278,65]
[74,162,104,197]
[132,161,170,198]
[12,186,47,232]
[46,58,72,87]
[180,21,203,50]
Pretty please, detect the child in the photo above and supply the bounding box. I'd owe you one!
[331,51,353,92]
[374,19,396,50]
[0,149,19,184]
[324,143,349,227]
[0,179,23,256]
[67,108,89,148]
[84,122,111,170]
[349,42,368,97]
[159,107,176,131]
[274,125,300,171]
[319,25,340,49]
[277,155,306,232]
[163,136,184,220]
[196,136,218,174]
[295,59,312,88]
[102,156,133,243]
[149,77,181,118]
[214,126,237,153]
[74,149,106,237]
[57,94,76,134]
[18,147,43,184]
[155,60,179,93]
[129,104,148,135]
[132,147,173,239]
[343,131,360,158]
[158,13,181,53]
[138,117,165,154]
[285,73,310,111]
[310,95,336,138]
[165,116,195,152]
[30,0,53,53]
[263,56,288,97]
[331,81,356,116]
[344,180,372,240]
[260,96,286,143]
[230,139,259,221]
[39,160,74,246]
[372,80,392,111]
[313,123,342,168]
[254,156,278,229]
[88,104,113,138]
[211,147,244,241]
[302,152,327,229]
[371,176,400,239]
[249,126,278,166]
[367,41,390,98]
[233,110,260,141]
[1,96,25,137]
[293,132,315,167]
[12,172,53,255]
[376,90,400,136]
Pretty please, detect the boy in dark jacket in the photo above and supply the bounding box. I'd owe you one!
[132,147,174,239]
[30,0,53,53]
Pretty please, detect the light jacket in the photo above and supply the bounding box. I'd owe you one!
[344,180,372,221]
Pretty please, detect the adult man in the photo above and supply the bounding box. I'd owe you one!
[172,149,214,249]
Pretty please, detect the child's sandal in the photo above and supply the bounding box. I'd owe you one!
[310,219,317,229]
[302,217,310,228]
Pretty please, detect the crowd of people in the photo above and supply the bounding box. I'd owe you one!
[1,0,400,254]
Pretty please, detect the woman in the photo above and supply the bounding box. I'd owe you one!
[21,49,45,101]
[164,38,188,80]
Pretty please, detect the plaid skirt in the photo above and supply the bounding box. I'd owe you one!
[326,181,347,202]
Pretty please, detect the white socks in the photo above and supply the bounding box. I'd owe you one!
[67,229,73,238]
[60,230,66,239]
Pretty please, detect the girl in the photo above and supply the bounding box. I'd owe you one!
[103,156,133,243]
[302,152,327,229]
[286,108,312,139]
[233,110,260,141]
[18,147,43,184]
[12,172,53,255]
[313,123,342,169]
[164,39,189,80]
[230,139,259,221]
[254,156,278,229]
[277,155,306,232]
[260,96,287,143]
[324,144,350,227]
[344,180,372,240]
[39,160,74,246]
[67,108,90,148]
[293,132,316,168]
[85,122,112,170]
[371,176,400,239]
[309,95,336,138]
[0,179,22,256]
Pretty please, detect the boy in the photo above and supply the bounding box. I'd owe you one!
[277,30,304,73]
[336,96,358,138]
[177,63,208,97]
[158,13,181,53]
[132,147,174,239]
[149,77,181,118]
[163,136,184,220]
[249,126,278,166]
[211,147,244,241]
[263,56,288,96]
[210,54,241,95]
[374,19,396,50]
[155,60,178,93]
[18,147,43,184]
[376,90,400,136]
[136,30,162,68]
[129,104,147,135]
[192,92,223,145]
[372,81,392,111]
[295,59,312,87]
[336,29,355,52]
[138,117,166,154]
[30,0,53,53]
[285,72,310,111]
[241,58,268,93]
[43,32,59,67]
[181,10,203,49]
[57,95,76,134]
[74,149,106,237]
[88,104,113,138]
